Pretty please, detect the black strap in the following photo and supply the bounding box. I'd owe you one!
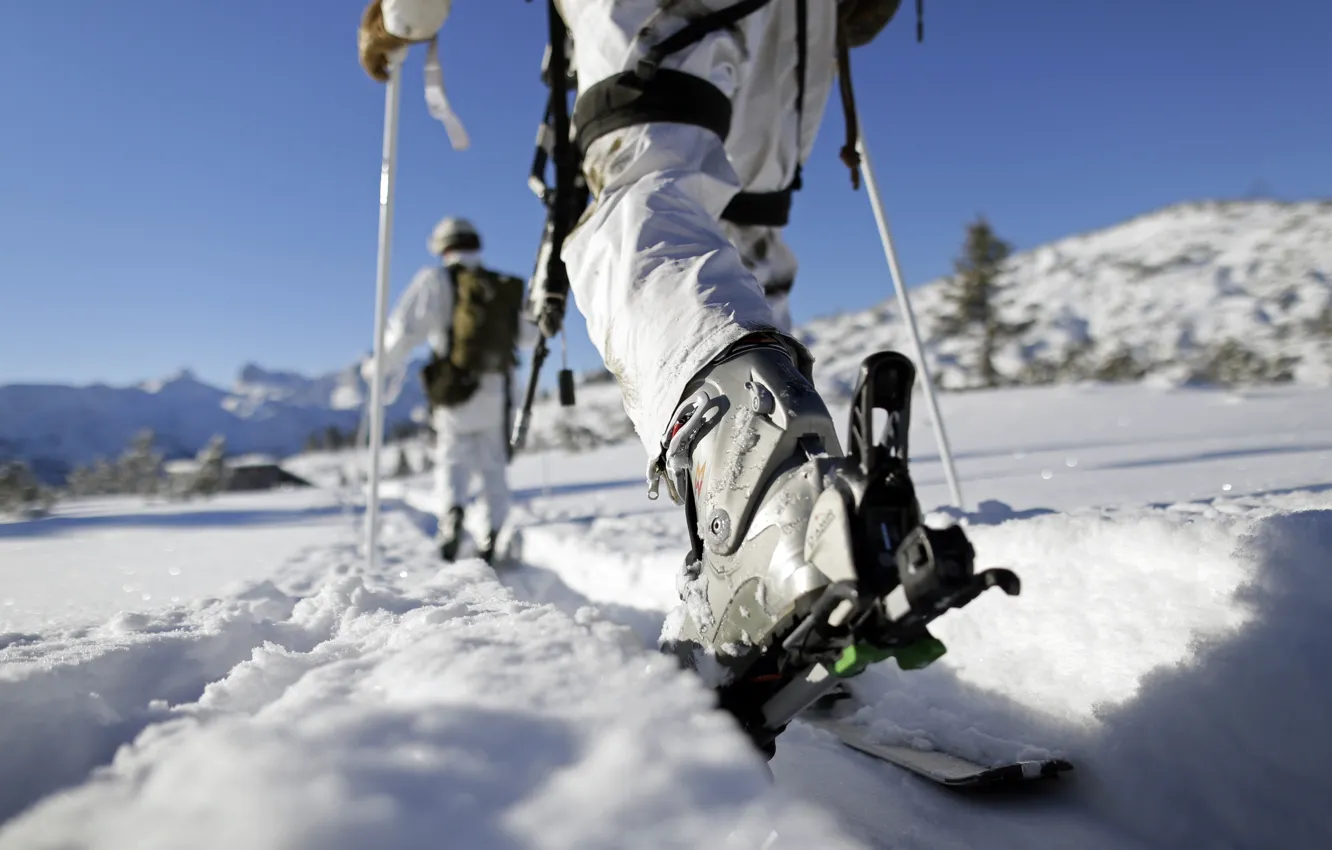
[503,369,514,462]
[573,69,733,158]
[792,0,806,192]
[545,0,580,300]
[574,0,787,159]
[636,0,776,79]
[721,187,793,228]
[442,263,460,363]
[720,0,806,228]
[835,21,862,189]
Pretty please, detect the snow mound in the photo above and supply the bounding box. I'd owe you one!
[815,495,1332,849]
[0,515,865,850]
[0,581,303,824]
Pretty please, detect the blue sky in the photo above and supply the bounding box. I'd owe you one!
[1,0,1328,387]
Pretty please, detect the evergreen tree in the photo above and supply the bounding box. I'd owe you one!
[117,429,165,496]
[936,217,1031,388]
[0,461,56,517]
[324,426,344,451]
[66,457,118,496]
[188,435,231,498]
[390,420,421,443]
[392,446,413,478]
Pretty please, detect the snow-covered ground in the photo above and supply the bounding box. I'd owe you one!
[3,382,1331,848]
[0,490,353,634]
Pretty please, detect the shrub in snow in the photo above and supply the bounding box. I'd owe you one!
[391,446,413,478]
[62,431,166,498]
[116,430,165,497]
[1191,340,1298,386]
[180,435,231,499]
[0,460,56,518]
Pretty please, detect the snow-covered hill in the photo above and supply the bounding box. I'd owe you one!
[802,199,1332,395]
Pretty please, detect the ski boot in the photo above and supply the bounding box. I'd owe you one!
[479,527,500,565]
[655,338,1020,758]
[439,506,465,561]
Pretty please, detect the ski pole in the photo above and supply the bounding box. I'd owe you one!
[511,335,549,452]
[856,127,965,510]
[365,50,405,571]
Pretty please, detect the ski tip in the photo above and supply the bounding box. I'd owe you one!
[1019,757,1074,780]
[958,757,1074,789]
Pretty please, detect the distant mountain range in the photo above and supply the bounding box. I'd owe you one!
[0,361,426,483]
[3,199,1328,482]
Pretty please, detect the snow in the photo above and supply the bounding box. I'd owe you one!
[3,376,1332,846]
[800,199,1332,394]
[0,513,854,850]
[0,490,352,633]
[777,493,1332,850]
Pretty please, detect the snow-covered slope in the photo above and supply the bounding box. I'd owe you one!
[3,382,1331,848]
[802,199,1332,395]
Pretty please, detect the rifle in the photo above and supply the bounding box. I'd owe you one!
[511,0,588,454]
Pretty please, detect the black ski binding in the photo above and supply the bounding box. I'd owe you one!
[759,352,1020,732]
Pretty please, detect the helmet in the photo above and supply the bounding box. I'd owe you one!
[428,217,482,255]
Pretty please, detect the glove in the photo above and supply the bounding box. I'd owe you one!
[533,294,567,340]
[357,0,451,82]
[526,238,569,339]
[358,2,411,82]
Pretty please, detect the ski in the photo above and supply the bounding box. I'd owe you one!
[800,715,1073,789]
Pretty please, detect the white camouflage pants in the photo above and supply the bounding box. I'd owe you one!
[558,0,837,456]
[432,372,512,536]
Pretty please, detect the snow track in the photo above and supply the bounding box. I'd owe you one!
[0,583,300,823]
[0,514,862,850]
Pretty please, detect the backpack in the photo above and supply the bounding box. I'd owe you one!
[421,263,525,408]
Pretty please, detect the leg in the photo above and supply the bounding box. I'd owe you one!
[555,0,997,760]
[556,0,842,753]
[433,407,472,559]
[474,422,512,563]
[559,0,836,449]
[719,221,798,334]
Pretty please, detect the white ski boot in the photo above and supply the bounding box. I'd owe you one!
[654,337,1020,757]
